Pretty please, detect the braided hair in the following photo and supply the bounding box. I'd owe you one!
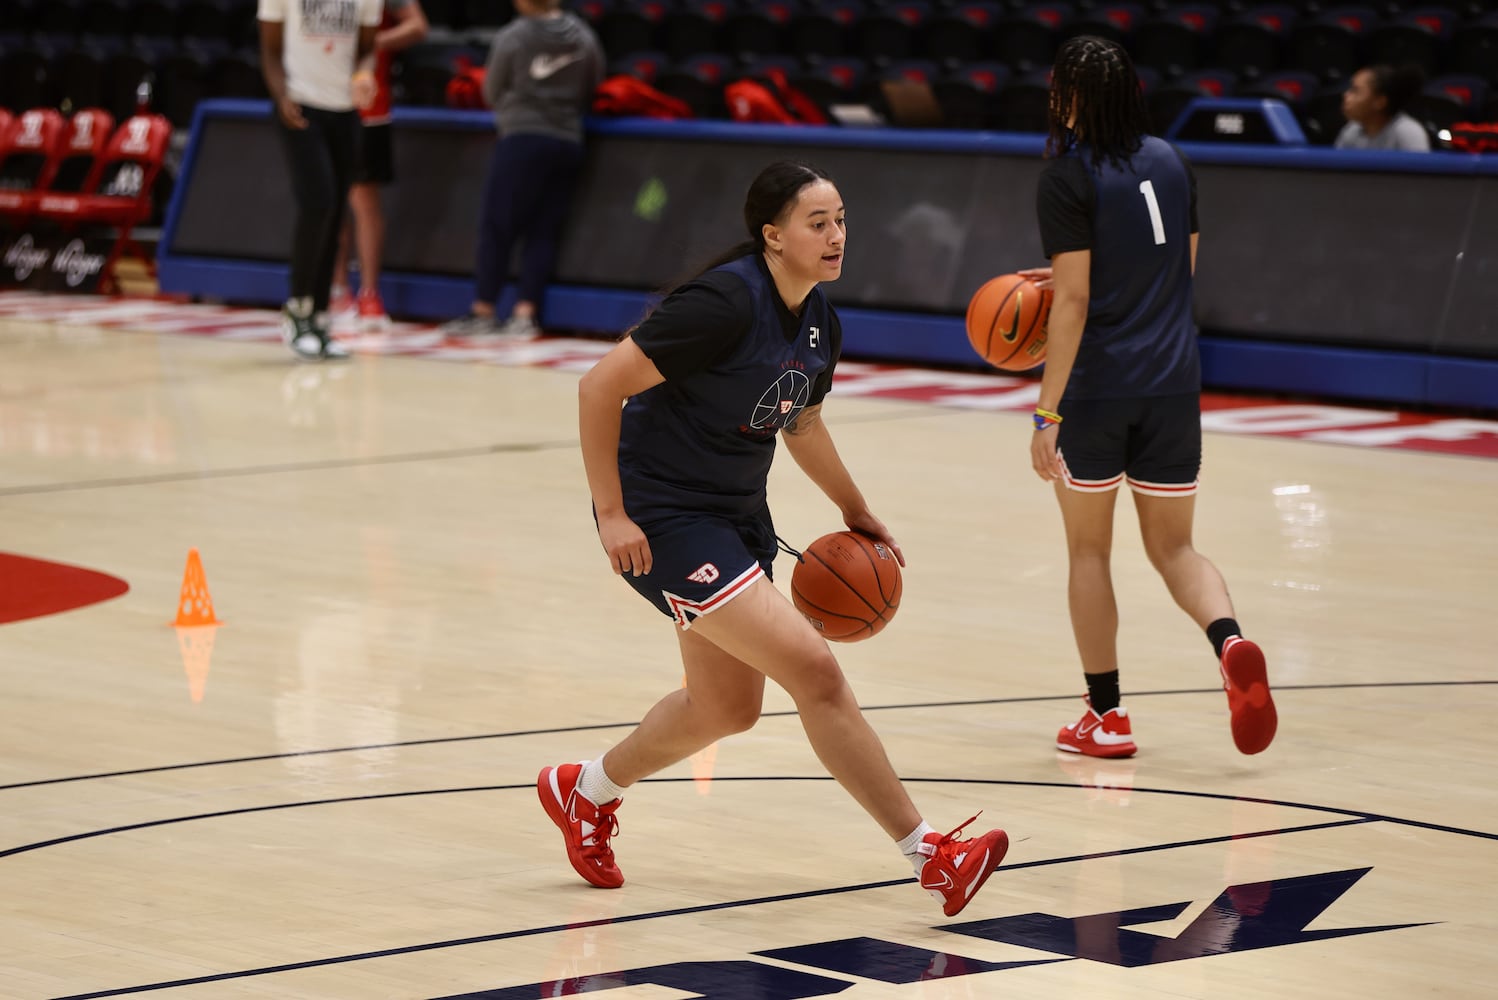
[1046,35,1151,172]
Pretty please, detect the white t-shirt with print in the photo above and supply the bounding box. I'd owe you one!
[258,0,383,112]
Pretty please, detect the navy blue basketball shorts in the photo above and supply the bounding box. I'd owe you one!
[1056,393,1202,497]
[622,513,779,629]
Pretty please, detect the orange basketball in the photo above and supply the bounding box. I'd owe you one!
[790,531,902,642]
[965,273,1052,372]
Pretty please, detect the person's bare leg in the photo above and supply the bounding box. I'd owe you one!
[1054,484,1121,676]
[689,579,921,840]
[348,182,384,292]
[1135,490,1274,753]
[599,626,766,786]
[1133,492,1234,627]
[332,213,353,298]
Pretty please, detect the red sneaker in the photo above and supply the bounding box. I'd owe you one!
[1220,636,1276,755]
[356,288,389,330]
[1057,698,1137,758]
[537,763,624,888]
[916,814,1009,917]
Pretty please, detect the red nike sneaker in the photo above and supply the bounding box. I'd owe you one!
[537,762,624,888]
[1056,698,1137,758]
[1220,636,1277,755]
[917,814,1009,917]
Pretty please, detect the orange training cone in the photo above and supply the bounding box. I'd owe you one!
[172,548,221,627]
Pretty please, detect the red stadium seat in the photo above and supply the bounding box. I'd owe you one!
[35,113,172,293]
[0,108,68,223]
[49,108,116,195]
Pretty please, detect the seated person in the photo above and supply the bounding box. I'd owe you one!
[1335,65,1430,152]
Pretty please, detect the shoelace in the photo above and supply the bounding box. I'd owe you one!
[920,812,984,879]
[580,807,621,863]
[937,812,982,848]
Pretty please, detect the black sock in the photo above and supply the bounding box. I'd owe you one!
[1085,670,1121,715]
[1207,618,1241,659]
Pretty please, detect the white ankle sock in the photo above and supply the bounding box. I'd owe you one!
[578,756,625,805]
[897,820,937,874]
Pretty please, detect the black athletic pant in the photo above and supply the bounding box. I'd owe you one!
[276,106,359,312]
[474,132,585,308]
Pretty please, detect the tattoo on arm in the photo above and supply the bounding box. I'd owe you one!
[785,403,822,436]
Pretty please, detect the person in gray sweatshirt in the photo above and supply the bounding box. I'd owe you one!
[443,0,604,338]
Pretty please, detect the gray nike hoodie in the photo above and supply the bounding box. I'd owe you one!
[482,11,605,142]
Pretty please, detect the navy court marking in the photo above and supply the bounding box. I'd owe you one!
[31,769,1495,999]
[3,680,1495,793]
[7,777,1494,866]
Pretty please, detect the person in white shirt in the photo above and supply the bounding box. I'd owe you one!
[1335,64,1432,153]
[258,0,383,359]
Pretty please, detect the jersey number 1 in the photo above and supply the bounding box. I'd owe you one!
[1139,180,1166,246]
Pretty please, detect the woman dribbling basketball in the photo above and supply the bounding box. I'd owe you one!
[1021,36,1278,760]
[537,161,1010,918]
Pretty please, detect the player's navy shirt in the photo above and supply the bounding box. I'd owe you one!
[619,253,842,523]
[1037,135,1200,401]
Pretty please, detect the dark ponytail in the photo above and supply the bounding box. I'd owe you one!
[671,159,834,289]
[625,161,835,338]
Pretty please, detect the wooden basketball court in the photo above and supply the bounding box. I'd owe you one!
[2,298,1494,999]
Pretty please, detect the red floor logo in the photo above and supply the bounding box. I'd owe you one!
[0,552,129,624]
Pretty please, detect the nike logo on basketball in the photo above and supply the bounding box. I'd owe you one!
[530,52,583,80]
[1000,292,1022,342]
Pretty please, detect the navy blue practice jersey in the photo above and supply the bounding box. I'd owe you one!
[1037,135,1201,400]
[619,254,842,523]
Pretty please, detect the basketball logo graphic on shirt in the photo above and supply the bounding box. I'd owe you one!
[749,370,811,430]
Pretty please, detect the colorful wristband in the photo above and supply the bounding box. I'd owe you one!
[1033,408,1062,431]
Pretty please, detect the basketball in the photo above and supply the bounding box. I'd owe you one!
[965,273,1052,371]
[790,531,902,642]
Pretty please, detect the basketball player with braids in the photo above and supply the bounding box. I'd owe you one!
[538,161,1010,917]
[1018,36,1277,759]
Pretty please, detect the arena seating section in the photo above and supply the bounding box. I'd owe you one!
[2,0,1496,147]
